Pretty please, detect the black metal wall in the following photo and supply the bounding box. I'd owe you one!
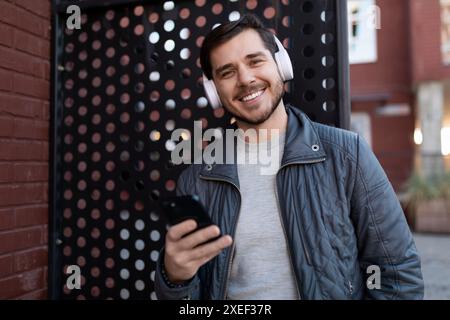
[50,0,350,299]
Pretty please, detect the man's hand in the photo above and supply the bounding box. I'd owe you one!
[164,219,233,284]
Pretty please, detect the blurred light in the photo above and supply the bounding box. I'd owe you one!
[229,11,240,21]
[150,130,160,142]
[441,127,450,156]
[414,128,423,145]
[163,1,175,11]
[165,140,176,151]
[180,131,190,140]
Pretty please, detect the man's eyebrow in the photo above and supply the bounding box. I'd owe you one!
[214,51,268,76]
[215,63,234,76]
[245,51,267,59]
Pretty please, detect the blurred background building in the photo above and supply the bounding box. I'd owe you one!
[349,0,450,191]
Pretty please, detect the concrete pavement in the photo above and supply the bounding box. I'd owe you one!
[413,233,450,300]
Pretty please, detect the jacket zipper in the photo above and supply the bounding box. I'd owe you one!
[275,157,326,300]
[199,174,241,300]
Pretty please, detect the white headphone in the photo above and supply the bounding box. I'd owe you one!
[202,34,294,109]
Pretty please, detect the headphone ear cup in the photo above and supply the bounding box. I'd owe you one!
[202,74,222,109]
[273,36,294,82]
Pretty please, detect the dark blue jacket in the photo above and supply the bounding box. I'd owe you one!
[155,105,424,300]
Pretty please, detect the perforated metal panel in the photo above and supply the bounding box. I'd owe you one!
[50,0,349,299]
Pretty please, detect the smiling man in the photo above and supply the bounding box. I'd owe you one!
[209,33,285,129]
[155,14,424,300]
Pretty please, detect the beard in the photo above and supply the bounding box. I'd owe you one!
[226,78,284,125]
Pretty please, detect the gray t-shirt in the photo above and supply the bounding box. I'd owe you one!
[226,130,299,300]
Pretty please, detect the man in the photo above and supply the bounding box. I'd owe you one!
[155,14,423,300]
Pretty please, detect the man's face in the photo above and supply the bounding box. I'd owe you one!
[210,29,284,125]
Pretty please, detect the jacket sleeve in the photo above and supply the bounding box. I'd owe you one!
[154,167,202,300]
[350,135,424,300]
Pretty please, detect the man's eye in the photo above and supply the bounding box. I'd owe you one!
[250,59,263,65]
[221,71,233,78]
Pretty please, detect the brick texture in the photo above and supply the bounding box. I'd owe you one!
[409,0,450,84]
[0,0,50,299]
[350,0,415,191]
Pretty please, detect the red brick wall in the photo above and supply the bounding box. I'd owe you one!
[350,0,415,191]
[410,0,450,84]
[350,0,412,95]
[0,0,50,299]
[351,94,415,191]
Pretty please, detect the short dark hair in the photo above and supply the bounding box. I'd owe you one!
[200,14,277,80]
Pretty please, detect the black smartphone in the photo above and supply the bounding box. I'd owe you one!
[160,195,219,237]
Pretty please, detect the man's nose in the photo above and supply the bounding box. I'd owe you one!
[236,66,256,87]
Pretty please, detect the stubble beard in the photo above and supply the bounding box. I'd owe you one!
[227,78,284,126]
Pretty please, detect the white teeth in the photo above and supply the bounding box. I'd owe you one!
[241,90,264,102]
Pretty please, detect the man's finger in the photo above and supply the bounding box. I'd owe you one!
[179,225,221,249]
[189,235,233,261]
[166,219,198,242]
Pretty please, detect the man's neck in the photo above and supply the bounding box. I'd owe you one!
[236,100,288,143]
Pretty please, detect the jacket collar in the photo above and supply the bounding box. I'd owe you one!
[199,104,327,187]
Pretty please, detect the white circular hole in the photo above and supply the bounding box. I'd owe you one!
[321,11,333,23]
[322,56,334,67]
[163,1,175,11]
[135,259,145,271]
[197,97,208,108]
[120,229,129,240]
[321,33,334,45]
[150,230,160,241]
[120,268,129,280]
[120,210,129,221]
[150,250,159,262]
[322,78,335,90]
[165,99,176,110]
[229,11,240,21]
[135,219,145,231]
[134,101,145,112]
[148,32,159,44]
[135,239,145,250]
[164,20,175,32]
[150,211,159,221]
[150,270,155,282]
[135,280,145,291]
[120,248,129,260]
[150,130,161,142]
[181,130,191,140]
[150,291,157,300]
[179,28,190,40]
[165,120,175,131]
[120,288,130,300]
[164,39,175,52]
[180,48,190,60]
[149,71,160,82]
[212,23,221,30]
[165,140,176,152]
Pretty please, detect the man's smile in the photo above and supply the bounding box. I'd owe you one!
[237,88,266,105]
